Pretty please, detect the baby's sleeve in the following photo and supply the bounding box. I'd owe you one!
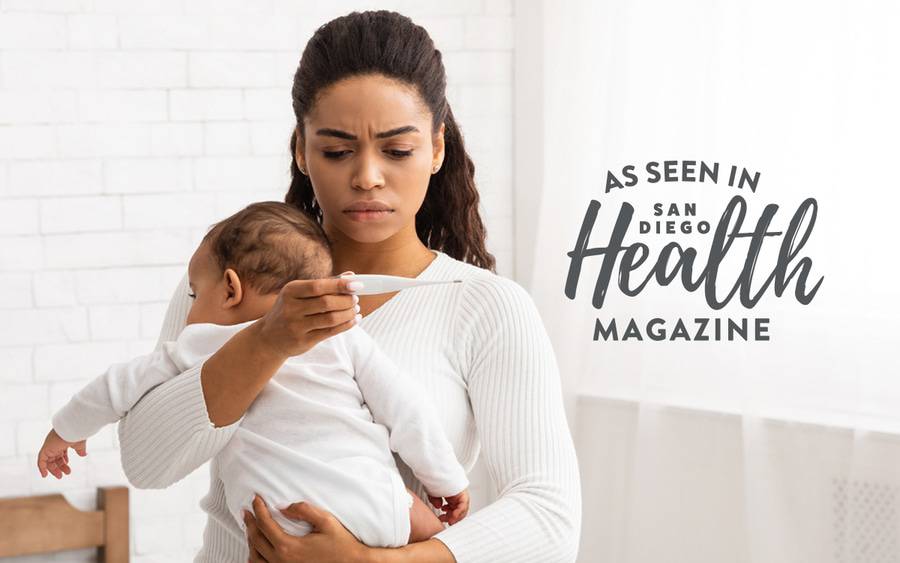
[52,347,180,443]
[117,270,244,489]
[348,328,469,498]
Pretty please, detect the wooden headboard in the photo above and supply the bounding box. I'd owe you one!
[0,486,129,561]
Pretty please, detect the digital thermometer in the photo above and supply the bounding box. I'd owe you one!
[338,273,462,295]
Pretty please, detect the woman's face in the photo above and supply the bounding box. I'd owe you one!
[296,74,445,245]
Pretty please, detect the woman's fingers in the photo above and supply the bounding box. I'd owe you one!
[256,276,363,358]
[283,277,358,300]
[300,293,358,317]
[307,317,358,342]
[304,306,358,332]
[279,500,333,533]
[244,510,275,562]
[251,495,288,546]
[247,533,266,563]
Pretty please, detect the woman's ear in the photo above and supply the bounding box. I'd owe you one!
[432,122,445,172]
[295,125,308,174]
[221,268,243,308]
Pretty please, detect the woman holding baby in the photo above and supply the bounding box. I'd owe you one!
[115,10,580,563]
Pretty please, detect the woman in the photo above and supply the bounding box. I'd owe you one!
[117,10,581,563]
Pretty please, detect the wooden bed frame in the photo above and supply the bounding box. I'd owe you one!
[0,486,129,561]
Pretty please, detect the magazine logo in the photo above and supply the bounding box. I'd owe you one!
[565,160,823,342]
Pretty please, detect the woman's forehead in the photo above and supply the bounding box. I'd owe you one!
[307,75,431,131]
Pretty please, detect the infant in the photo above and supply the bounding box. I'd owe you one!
[37,201,470,547]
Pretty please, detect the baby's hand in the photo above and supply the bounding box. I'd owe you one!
[428,488,470,525]
[37,429,87,479]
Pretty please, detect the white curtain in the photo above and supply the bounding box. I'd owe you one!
[520,1,900,561]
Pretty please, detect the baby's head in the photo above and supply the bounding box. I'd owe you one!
[186,201,333,326]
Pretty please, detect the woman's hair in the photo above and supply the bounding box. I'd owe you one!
[202,201,333,295]
[285,10,496,272]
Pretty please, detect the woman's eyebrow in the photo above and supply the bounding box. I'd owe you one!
[315,125,419,140]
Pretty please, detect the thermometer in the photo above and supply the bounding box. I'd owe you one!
[337,273,462,295]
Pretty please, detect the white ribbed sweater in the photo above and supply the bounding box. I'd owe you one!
[117,250,582,562]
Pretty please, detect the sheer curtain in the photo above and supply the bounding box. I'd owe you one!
[517,0,900,561]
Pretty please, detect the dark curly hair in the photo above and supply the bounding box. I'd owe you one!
[285,10,496,272]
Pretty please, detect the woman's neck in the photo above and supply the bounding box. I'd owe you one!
[327,225,436,278]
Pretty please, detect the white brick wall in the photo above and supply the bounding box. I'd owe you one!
[0,1,513,561]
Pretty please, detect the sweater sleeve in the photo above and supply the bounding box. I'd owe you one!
[53,347,180,442]
[116,269,244,489]
[349,328,469,498]
[433,277,582,563]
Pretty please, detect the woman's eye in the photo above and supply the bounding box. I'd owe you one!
[187,292,196,299]
[322,149,413,159]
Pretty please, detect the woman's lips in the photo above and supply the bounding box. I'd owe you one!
[343,209,394,222]
[343,200,394,222]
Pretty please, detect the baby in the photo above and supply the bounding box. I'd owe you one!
[36,201,470,547]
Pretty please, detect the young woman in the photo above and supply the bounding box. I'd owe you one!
[117,10,581,563]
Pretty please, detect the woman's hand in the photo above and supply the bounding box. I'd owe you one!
[244,494,371,563]
[201,273,362,428]
[256,274,362,359]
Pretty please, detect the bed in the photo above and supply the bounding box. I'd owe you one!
[0,486,128,561]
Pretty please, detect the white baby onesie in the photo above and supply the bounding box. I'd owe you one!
[52,320,469,547]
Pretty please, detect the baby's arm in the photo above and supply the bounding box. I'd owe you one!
[348,329,469,509]
[118,271,246,489]
[52,347,181,442]
[38,347,181,479]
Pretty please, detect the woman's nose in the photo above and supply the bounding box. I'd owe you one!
[351,151,385,190]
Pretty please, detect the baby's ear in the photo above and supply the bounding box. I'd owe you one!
[222,268,244,307]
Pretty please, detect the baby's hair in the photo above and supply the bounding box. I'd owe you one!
[201,201,333,295]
